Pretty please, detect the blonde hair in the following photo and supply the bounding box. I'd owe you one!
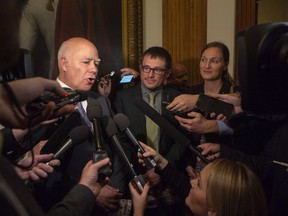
[206,159,267,216]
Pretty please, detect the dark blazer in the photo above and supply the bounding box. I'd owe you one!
[114,84,186,170]
[34,92,128,211]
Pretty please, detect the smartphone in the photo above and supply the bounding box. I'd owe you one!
[120,74,133,84]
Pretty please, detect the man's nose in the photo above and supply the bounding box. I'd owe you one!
[89,63,98,74]
[148,70,155,77]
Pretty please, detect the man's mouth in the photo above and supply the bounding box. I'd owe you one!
[87,77,95,84]
[146,78,155,83]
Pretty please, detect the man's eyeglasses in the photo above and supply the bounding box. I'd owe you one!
[140,65,167,75]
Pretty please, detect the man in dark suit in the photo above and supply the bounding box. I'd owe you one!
[114,46,187,216]
[34,37,128,215]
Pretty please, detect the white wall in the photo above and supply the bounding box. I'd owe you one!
[207,0,236,77]
[143,0,163,50]
[143,0,236,76]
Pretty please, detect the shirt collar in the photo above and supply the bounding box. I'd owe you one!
[56,77,72,89]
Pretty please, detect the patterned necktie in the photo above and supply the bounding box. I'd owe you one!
[77,102,92,131]
[145,92,159,150]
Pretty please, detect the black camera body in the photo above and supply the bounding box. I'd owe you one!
[237,22,288,114]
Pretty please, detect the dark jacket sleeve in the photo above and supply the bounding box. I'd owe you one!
[47,184,96,216]
[221,144,272,181]
[156,163,191,199]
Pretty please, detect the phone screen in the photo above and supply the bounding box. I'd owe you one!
[120,74,133,84]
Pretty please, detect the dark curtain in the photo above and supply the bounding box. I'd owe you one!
[52,0,122,80]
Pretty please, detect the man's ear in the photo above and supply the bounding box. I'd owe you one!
[165,69,171,79]
[60,58,67,72]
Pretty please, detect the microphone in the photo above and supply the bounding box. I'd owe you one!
[54,125,90,159]
[27,88,89,112]
[87,100,103,150]
[113,113,157,169]
[102,116,146,193]
[134,98,210,164]
[40,111,82,155]
[87,100,112,179]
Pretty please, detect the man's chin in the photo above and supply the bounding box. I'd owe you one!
[143,82,157,90]
[81,84,93,91]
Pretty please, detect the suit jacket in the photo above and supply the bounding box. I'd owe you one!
[114,84,186,171]
[34,91,128,211]
[221,117,288,216]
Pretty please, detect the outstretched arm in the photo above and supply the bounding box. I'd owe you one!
[0,77,74,128]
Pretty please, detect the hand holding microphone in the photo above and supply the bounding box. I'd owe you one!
[134,98,210,164]
[102,115,146,194]
[113,113,157,169]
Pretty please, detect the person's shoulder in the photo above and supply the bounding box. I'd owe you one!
[163,86,181,95]
[185,83,204,94]
[87,91,107,105]
[220,80,240,94]
[116,84,141,96]
[87,91,104,100]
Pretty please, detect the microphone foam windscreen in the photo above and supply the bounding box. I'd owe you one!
[102,116,118,137]
[68,125,90,143]
[87,99,102,121]
[113,113,130,132]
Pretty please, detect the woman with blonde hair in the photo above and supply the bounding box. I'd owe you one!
[129,143,267,216]
[187,158,267,216]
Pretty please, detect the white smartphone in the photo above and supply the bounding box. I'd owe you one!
[120,74,133,84]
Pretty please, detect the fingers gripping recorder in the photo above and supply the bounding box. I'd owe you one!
[27,88,88,112]
[102,116,146,193]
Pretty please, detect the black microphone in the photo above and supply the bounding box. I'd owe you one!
[113,113,157,169]
[40,111,82,155]
[102,116,146,193]
[87,100,112,179]
[54,125,90,159]
[87,100,103,150]
[134,98,210,164]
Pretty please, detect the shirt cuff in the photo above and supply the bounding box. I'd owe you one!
[217,120,233,135]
